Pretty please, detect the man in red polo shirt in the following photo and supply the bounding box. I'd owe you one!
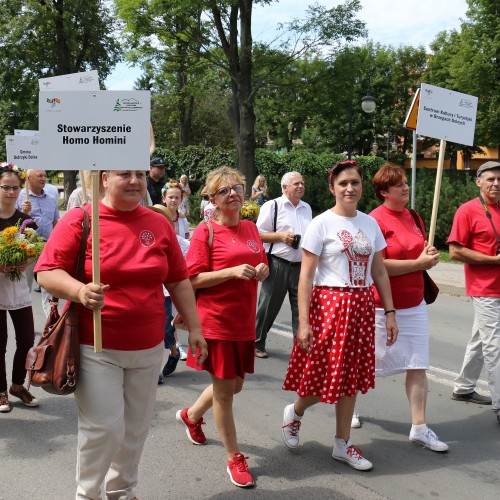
[448,161,500,425]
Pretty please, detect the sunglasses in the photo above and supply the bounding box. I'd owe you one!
[329,160,358,184]
[214,184,245,197]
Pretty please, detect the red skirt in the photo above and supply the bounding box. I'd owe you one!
[282,286,375,404]
[186,338,255,380]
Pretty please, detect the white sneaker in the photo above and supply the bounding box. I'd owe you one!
[351,411,361,429]
[409,426,449,452]
[177,342,188,361]
[332,437,373,471]
[282,403,301,449]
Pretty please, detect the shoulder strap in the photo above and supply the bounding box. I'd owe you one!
[408,208,424,236]
[478,195,500,244]
[205,220,214,248]
[268,199,278,256]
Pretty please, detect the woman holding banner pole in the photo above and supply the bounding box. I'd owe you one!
[364,163,448,452]
[36,170,208,500]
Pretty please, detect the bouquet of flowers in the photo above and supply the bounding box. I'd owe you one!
[0,219,45,282]
[240,200,260,222]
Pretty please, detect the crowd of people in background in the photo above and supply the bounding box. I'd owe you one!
[1,158,498,497]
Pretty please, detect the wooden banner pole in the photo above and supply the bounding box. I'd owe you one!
[91,170,102,353]
[25,174,30,214]
[428,139,446,247]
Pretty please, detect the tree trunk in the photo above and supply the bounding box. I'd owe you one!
[211,1,256,192]
[236,0,256,191]
[63,171,77,208]
[449,149,457,170]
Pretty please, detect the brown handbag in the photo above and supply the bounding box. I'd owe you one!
[408,209,439,305]
[25,208,89,395]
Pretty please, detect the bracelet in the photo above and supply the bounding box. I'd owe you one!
[384,309,396,316]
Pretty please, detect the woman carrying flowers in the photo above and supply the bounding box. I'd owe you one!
[0,163,39,413]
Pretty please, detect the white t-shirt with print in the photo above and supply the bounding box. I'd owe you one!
[302,210,386,288]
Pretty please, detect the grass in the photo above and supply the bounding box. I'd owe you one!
[437,249,459,263]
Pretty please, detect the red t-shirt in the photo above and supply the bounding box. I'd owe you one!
[447,198,500,296]
[370,205,425,309]
[186,221,267,341]
[35,203,188,350]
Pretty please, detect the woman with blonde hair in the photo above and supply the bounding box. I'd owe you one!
[177,165,269,488]
[179,174,192,216]
[251,174,268,206]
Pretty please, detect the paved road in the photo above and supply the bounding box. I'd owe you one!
[1,264,499,500]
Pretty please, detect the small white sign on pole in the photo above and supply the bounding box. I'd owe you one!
[38,90,151,170]
[14,129,39,136]
[39,70,100,91]
[416,83,478,146]
[5,134,40,169]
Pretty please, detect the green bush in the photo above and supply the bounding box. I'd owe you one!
[153,146,478,248]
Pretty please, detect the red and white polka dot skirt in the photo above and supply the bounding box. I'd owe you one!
[283,286,376,404]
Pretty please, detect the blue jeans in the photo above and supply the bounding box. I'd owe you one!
[164,297,176,349]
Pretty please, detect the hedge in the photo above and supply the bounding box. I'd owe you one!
[154,146,478,249]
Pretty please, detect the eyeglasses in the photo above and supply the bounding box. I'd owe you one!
[0,185,21,192]
[215,184,245,197]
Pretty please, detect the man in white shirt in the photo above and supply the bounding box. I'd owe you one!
[255,172,312,358]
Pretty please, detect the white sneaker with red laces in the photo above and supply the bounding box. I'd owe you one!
[282,403,302,449]
[332,437,373,471]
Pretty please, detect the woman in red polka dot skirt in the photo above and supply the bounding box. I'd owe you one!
[281,160,398,471]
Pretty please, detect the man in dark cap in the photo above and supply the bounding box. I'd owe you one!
[447,160,500,425]
[147,157,166,204]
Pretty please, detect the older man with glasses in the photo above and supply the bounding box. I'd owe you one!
[17,169,60,316]
[254,171,312,358]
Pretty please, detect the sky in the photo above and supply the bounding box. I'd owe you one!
[105,0,469,90]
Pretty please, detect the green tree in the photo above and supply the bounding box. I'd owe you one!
[0,0,122,198]
[115,0,367,189]
[427,0,500,154]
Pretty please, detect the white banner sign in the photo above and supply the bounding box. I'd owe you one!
[6,135,40,169]
[38,90,151,170]
[416,83,478,146]
[39,70,100,91]
[14,129,39,136]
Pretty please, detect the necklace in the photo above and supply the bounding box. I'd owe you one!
[223,222,241,243]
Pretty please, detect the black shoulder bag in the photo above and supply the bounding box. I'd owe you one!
[408,209,439,305]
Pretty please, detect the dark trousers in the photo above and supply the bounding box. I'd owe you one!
[163,297,176,350]
[255,255,300,351]
[0,307,35,392]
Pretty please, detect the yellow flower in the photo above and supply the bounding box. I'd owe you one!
[2,226,18,238]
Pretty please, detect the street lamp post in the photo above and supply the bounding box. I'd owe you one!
[347,93,377,160]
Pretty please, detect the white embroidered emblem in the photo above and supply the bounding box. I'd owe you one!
[140,229,155,247]
[247,240,260,253]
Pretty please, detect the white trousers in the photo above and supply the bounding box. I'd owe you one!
[75,342,164,500]
[454,296,500,413]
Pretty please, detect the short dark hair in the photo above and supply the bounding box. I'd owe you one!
[328,160,363,186]
[372,163,406,202]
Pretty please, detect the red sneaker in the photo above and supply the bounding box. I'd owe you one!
[176,408,206,445]
[227,452,254,488]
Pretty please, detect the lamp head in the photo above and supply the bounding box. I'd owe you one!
[361,95,377,114]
